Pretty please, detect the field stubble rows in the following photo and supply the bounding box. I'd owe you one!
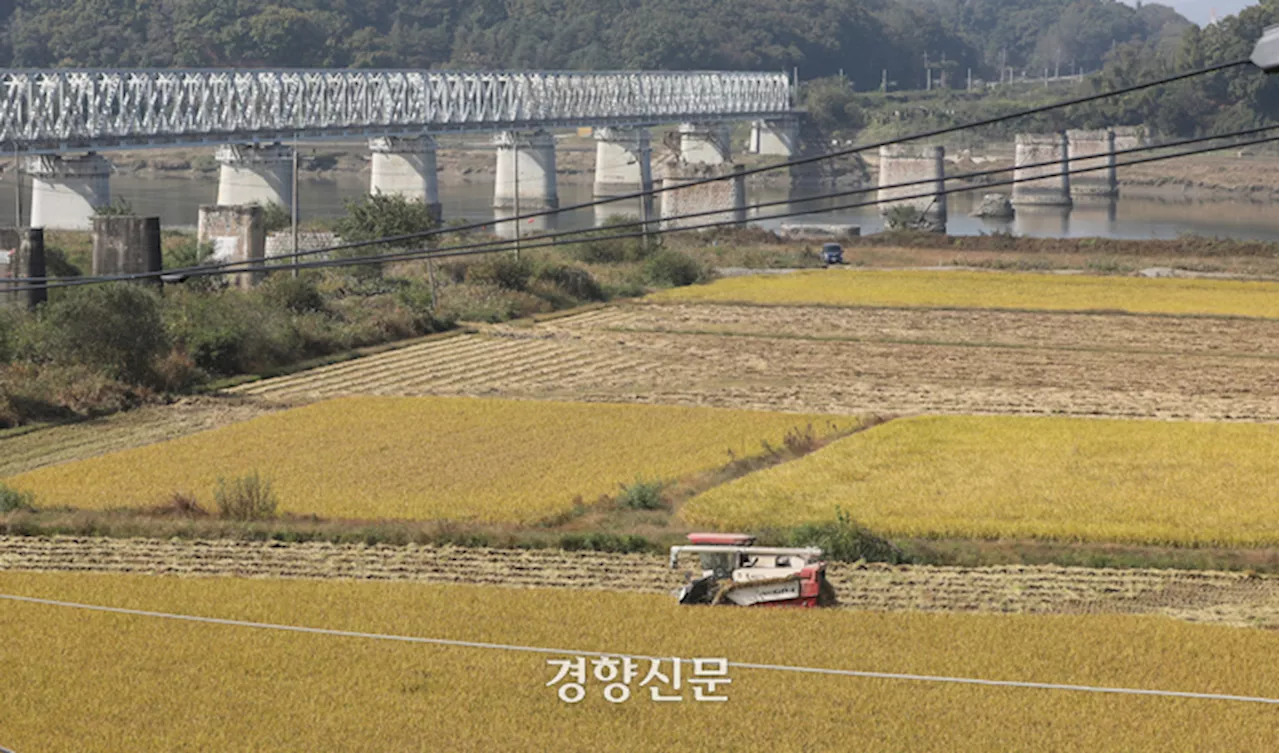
[230,303,1277,421]
[1,536,1273,628]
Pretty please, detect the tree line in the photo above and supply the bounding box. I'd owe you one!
[0,0,1193,87]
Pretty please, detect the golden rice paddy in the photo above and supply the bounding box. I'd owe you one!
[5,396,857,523]
[681,416,1279,546]
[650,269,1280,318]
[0,572,1274,752]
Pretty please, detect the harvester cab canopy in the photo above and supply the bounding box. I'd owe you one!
[669,533,823,574]
[670,533,832,607]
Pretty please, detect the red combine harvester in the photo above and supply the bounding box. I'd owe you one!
[669,533,836,607]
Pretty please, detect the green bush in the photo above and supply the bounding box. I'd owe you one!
[333,193,441,280]
[213,471,278,521]
[642,250,711,287]
[29,284,170,385]
[258,202,293,234]
[0,483,36,513]
[787,507,906,563]
[617,476,665,510]
[42,247,83,278]
[467,255,533,291]
[164,289,302,376]
[534,263,605,302]
[259,273,326,314]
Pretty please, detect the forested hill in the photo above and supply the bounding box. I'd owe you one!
[0,0,1190,85]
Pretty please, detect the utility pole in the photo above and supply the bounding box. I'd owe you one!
[967,67,972,91]
[512,137,521,261]
[290,137,300,279]
[924,51,930,90]
[1000,48,1007,84]
[880,68,887,92]
[1055,47,1061,79]
[12,144,20,228]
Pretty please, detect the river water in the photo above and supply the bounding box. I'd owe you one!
[0,173,1274,241]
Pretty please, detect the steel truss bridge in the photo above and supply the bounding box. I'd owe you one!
[0,69,792,153]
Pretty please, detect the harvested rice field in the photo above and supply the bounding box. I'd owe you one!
[681,415,1280,547]
[4,396,857,522]
[1,537,1274,628]
[228,299,1277,421]
[0,572,1274,752]
[649,268,1280,318]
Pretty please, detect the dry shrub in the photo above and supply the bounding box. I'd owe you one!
[0,363,140,427]
[150,491,209,518]
[213,471,279,521]
[151,349,204,392]
[436,283,551,323]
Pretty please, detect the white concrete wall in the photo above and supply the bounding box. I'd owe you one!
[27,154,111,230]
[1066,129,1117,198]
[876,144,947,231]
[678,123,731,166]
[493,130,558,210]
[198,204,265,288]
[215,144,293,208]
[593,127,651,198]
[369,136,441,218]
[1012,133,1071,207]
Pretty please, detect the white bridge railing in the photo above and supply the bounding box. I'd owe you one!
[0,69,792,152]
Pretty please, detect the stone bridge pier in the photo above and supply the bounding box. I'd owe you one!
[1066,129,1118,199]
[876,144,947,232]
[678,123,732,165]
[1012,133,1071,207]
[369,136,441,219]
[215,143,293,208]
[27,153,111,230]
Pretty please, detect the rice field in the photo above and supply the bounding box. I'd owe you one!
[681,416,1279,547]
[4,396,857,523]
[0,572,1274,752]
[650,269,1280,318]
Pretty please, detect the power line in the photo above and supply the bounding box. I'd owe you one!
[0,592,1273,704]
[3,125,1271,290]
[28,55,1246,280]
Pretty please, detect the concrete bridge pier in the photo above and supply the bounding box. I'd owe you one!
[678,123,732,165]
[493,130,559,211]
[876,145,947,232]
[27,153,111,230]
[749,117,799,156]
[215,144,293,208]
[369,136,441,219]
[593,127,652,198]
[1066,129,1118,199]
[1012,133,1072,207]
